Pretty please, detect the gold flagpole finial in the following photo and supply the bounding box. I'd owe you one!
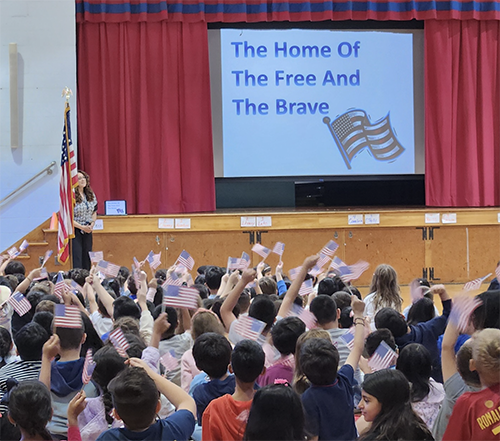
[62,87,73,104]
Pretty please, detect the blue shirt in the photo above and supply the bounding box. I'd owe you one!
[301,364,356,441]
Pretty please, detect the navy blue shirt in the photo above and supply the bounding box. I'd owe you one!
[192,374,236,424]
[301,364,356,441]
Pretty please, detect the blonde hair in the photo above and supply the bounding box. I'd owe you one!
[369,264,402,312]
[293,329,332,394]
[472,328,500,386]
[191,310,224,341]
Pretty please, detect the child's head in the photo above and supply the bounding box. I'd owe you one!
[471,328,500,386]
[309,295,338,326]
[259,276,277,295]
[407,298,435,326]
[14,322,49,361]
[248,295,277,332]
[396,343,432,402]
[369,264,401,312]
[456,339,481,388]
[238,291,251,315]
[205,266,225,290]
[152,306,177,338]
[364,328,397,358]
[231,340,265,384]
[271,317,305,356]
[113,316,141,337]
[32,311,54,337]
[113,296,141,321]
[331,291,353,328]
[8,380,52,440]
[244,384,304,441]
[5,261,25,276]
[193,333,232,379]
[471,291,500,330]
[55,325,86,352]
[108,366,160,431]
[374,308,408,338]
[191,310,224,340]
[300,338,338,386]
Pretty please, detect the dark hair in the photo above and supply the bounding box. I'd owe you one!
[331,291,352,309]
[108,366,159,430]
[259,277,277,295]
[359,369,432,441]
[192,283,210,300]
[456,340,481,387]
[122,333,146,359]
[471,290,500,330]
[310,295,338,325]
[8,380,52,440]
[92,346,126,424]
[113,296,141,321]
[300,338,339,385]
[102,278,121,298]
[248,295,276,331]
[14,322,49,361]
[81,312,104,356]
[374,308,408,338]
[193,333,232,378]
[407,298,436,326]
[56,326,85,351]
[0,327,12,368]
[119,266,131,283]
[194,274,206,285]
[364,329,397,358]
[205,266,225,290]
[238,291,251,314]
[271,317,306,356]
[318,277,346,296]
[31,311,54,338]
[67,268,89,287]
[152,306,177,338]
[4,261,25,276]
[231,340,265,383]
[75,170,96,203]
[97,288,117,318]
[396,343,432,402]
[339,306,353,328]
[244,385,305,441]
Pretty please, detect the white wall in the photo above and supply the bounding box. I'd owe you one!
[0,0,76,251]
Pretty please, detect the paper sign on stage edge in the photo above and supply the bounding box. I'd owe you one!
[441,213,457,224]
[175,218,191,229]
[257,216,272,227]
[364,214,380,225]
[348,214,363,225]
[241,216,256,228]
[93,219,104,231]
[158,218,175,229]
[425,213,440,224]
[498,213,500,223]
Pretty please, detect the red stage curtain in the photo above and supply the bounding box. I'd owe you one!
[77,21,215,214]
[425,20,500,207]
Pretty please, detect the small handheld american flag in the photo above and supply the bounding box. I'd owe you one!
[41,250,53,267]
[330,257,369,282]
[176,250,195,271]
[19,240,29,253]
[287,304,316,330]
[272,242,285,257]
[240,252,251,270]
[7,246,19,259]
[109,327,130,358]
[89,251,104,264]
[54,304,82,329]
[320,240,339,257]
[463,273,491,292]
[163,285,199,310]
[82,349,95,385]
[69,280,84,295]
[289,266,302,281]
[339,327,356,350]
[95,260,120,278]
[162,272,183,287]
[316,253,331,270]
[227,257,245,271]
[146,251,162,271]
[449,296,483,333]
[309,264,324,277]
[7,292,32,316]
[252,243,271,260]
[367,341,398,372]
[160,350,179,373]
[233,315,266,341]
[53,272,67,299]
[298,279,314,296]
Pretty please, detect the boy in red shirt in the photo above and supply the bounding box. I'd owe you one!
[202,340,265,441]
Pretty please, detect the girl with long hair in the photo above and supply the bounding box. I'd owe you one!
[358,369,434,441]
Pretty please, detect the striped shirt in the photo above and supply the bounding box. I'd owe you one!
[0,360,42,413]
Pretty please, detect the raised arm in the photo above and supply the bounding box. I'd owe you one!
[15,267,43,294]
[277,255,319,319]
[345,296,366,370]
[441,321,460,382]
[39,334,61,390]
[90,273,114,317]
[220,269,256,331]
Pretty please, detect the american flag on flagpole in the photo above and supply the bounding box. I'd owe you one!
[450,296,483,333]
[339,327,356,350]
[95,260,120,278]
[57,104,78,264]
[7,292,32,316]
[41,250,53,267]
[330,257,369,282]
[163,285,199,310]
[298,279,314,296]
[54,304,82,329]
[53,272,66,300]
[82,349,95,384]
[109,327,130,358]
[146,251,161,271]
[241,252,251,270]
[272,242,285,257]
[233,315,266,341]
[252,243,271,260]
[89,251,104,264]
[287,304,316,330]
[160,350,179,373]
[320,240,339,257]
[368,341,398,372]
[176,250,194,271]
[289,266,302,281]
[463,273,491,292]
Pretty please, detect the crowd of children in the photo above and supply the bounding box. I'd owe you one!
[0,253,499,441]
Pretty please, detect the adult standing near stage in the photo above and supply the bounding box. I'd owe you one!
[72,170,97,270]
